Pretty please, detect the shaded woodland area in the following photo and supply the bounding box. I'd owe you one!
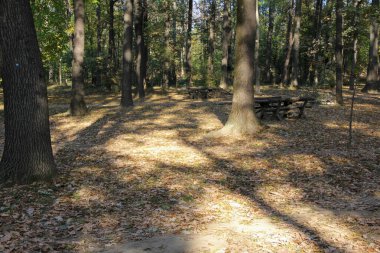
[0,0,379,252]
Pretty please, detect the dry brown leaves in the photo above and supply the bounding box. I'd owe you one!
[0,87,379,252]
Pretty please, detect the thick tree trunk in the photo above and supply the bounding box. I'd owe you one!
[207,0,216,86]
[362,0,380,92]
[264,0,274,84]
[70,0,88,116]
[281,0,294,86]
[290,0,302,88]
[213,0,262,137]
[335,0,344,105]
[134,0,145,99]
[121,0,134,107]
[0,0,56,184]
[184,0,193,86]
[220,0,232,89]
[349,0,361,90]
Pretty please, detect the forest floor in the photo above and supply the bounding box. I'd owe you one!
[0,85,379,253]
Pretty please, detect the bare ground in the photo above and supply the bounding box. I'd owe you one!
[0,86,379,253]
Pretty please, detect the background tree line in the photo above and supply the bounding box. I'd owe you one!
[28,0,379,96]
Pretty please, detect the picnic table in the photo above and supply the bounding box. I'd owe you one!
[187,87,231,99]
[255,96,315,120]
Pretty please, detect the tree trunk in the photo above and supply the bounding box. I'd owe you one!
[59,59,63,85]
[309,0,322,86]
[134,0,145,99]
[70,0,88,116]
[121,0,134,107]
[213,0,262,137]
[171,1,178,88]
[335,0,344,105]
[264,0,274,84]
[220,0,232,89]
[108,0,116,74]
[184,0,193,86]
[207,0,216,86]
[163,1,171,89]
[141,0,148,90]
[0,0,56,184]
[362,0,380,92]
[281,0,294,86]
[254,0,260,93]
[349,0,361,90]
[95,3,102,87]
[290,0,302,88]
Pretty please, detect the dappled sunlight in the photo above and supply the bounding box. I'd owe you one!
[256,183,375,252]
[1,89,379,252]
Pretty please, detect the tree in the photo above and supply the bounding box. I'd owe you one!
[281,0,294,86]
[70,0,88,116]
[335,0,344,105]
[207,0,216,86]
[290,0,302,88]
[309,0,323,86]
[95,2,102,87]
[134,0,145,98]
[253,0,260,93]
[220,0,232,89]
[212,0,262,136]
[121,0,134,107]
[163,1,171,89]
[349,0,362,90]
[264,0,275,84]
[362,0,379,93]
[108,0,117,77]
[0,0,56,183]
[184,0,193,86]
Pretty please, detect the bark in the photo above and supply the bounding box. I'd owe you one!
[362,0,380,92]
[59,59,63,85]
[95,3,102,87]
[290,0,302,88]
[281,0,294,86]
[70,0,88,116]
[309,0,322,86]
[184,0,193,86]
[264,0,274,83]
[254,0,260,93]
[335,0,344,105]
[121,0,134,107]
[163,1,171,89]
[134,0,145,98]
[207,0,216,86]
[108,0,117,73]
[141,0,148,89]
[213,0,262,136]
[171,1,178,87]
[0,0,56,184]
[220,0,232,89]
[349,0,361,90]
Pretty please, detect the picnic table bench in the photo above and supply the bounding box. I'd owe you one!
[255,96,315,120]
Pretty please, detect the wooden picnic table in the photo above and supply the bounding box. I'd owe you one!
[255,96,315,120]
